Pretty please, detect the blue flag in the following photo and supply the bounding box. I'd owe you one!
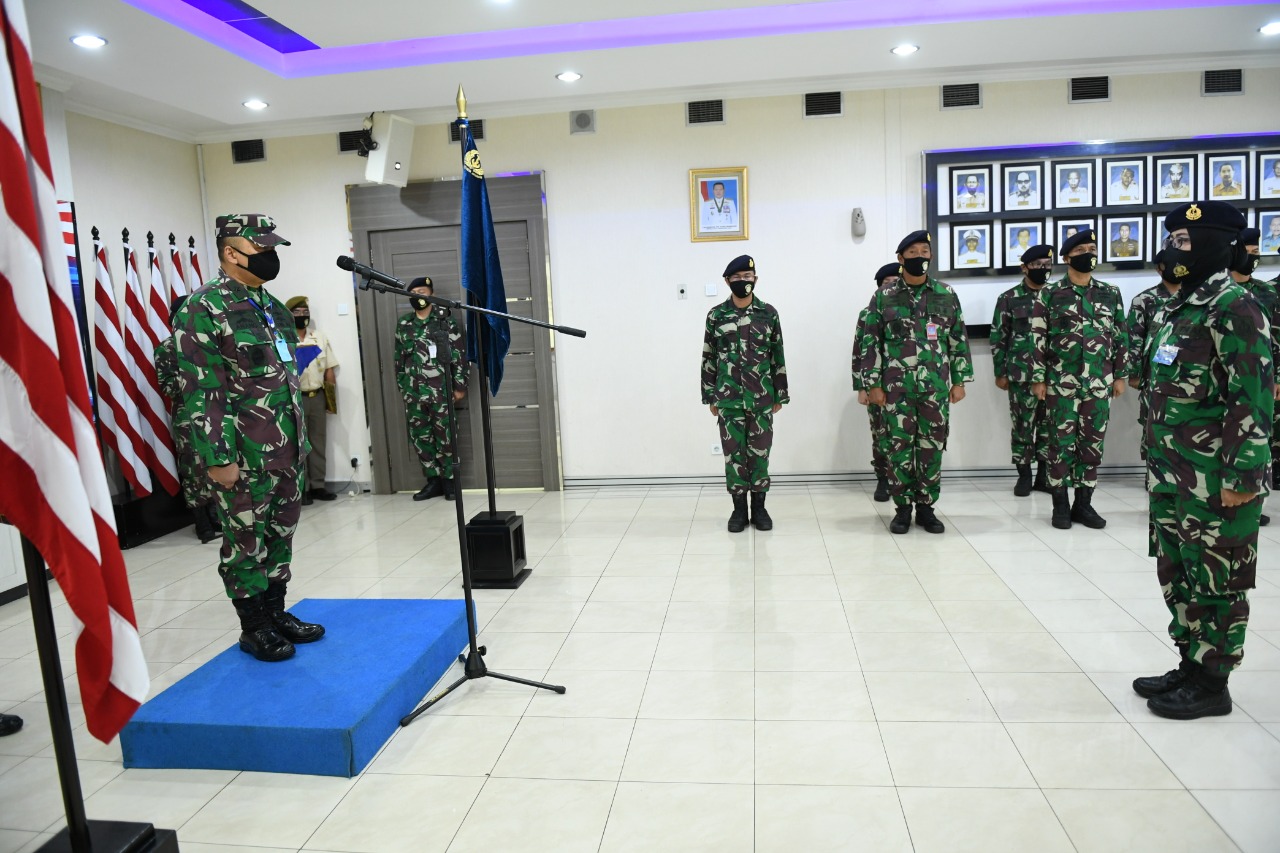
[458,119,510,396]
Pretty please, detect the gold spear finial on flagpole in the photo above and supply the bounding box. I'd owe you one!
[456,85,467,119]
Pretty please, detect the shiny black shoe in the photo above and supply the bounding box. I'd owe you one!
[727,495,749,533]
[1147,682,1232,720]
[0,714,23,737]
[914,503,945,534]
[1133,661,1192,698]
[414,478,444,501]
[1051,489,1073,530]
[750,492,773,531]
[264,582,325,644]
[889,504,912,535]
[310,488,338,502]
[231,596,295,662]
[1033,461,1053,493]
[873,477,890,503]
[1014,465,1033,497]
[1071,486,1107,529]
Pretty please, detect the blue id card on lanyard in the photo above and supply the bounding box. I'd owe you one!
[249,296,293,363]
[1153,344,1179,366]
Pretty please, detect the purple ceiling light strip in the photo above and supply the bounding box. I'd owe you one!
[123,0,1269,78]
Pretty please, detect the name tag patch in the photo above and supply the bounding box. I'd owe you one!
[1153,344,1180,365]
[926,323,939,341]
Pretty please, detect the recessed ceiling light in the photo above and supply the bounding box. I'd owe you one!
[242,99,269,110]
[70,35,107,49]
[1261,21,1280,35]
[556,71,582,82]
[890,44,919,56]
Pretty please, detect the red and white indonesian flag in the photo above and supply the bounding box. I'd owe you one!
[146,241,170,334]
[121,237,179,495]
[168,236,188,298]
[188,238,203,288]
[0,0,148,742]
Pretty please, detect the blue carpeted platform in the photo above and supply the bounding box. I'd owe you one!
[120,598,469,777]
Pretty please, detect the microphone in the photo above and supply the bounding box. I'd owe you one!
[335,256,404,289]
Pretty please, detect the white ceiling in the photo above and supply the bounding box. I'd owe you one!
[27,0,1280,143]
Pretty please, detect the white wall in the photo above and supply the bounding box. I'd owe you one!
[110,68,1280,486]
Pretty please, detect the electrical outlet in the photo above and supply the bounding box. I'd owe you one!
[678,284,688,300]
[711,443,722,455]
[350,456,359,468]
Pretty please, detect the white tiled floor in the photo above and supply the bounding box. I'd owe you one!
[3,477,1280,852]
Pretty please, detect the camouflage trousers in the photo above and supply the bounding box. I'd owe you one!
[1006,383,1049,466]
[1046,393,1110,489]
[213,464,302,599]
[1137,390,1151,461]
[884,393,948,507]
[1150,490,1257,675]
[717,407,774,495]
[405,393,455,480]
[173,422,213,509]
[867,404,888,478]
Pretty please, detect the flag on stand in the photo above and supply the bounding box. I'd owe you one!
[0,0,149,742]
[188,236,203,288]
[146,237,170,335]
[121,233,179,495]
[457,116,510,396]
[167,233,187,298]
[92,235,152,496]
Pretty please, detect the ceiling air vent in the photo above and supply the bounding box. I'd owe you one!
[569,109,596,134]
[804,92,842,117]
[1202,69,1243,96]
[686,99,724,126]
[1069,76,1110,103]
[338,130,365,153]
[448,119,485,143]
[231,139,265,163]
[940,83,982,110]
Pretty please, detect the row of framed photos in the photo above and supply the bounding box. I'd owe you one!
[942,209,1280,271]
[942,150,1280,216]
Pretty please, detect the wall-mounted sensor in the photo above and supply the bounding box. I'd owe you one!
[851,207,867,239]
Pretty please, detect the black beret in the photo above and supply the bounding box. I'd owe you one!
[1164,201,1246,235]
[1239,227,1261,245]
[1020,244,1055,264]
[896,230,931,255]
[874,262,901,284]
[408,276,433,290]
[722,255,755,277]
[1059,229,1097,257]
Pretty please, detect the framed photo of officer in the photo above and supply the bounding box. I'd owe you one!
[1257,152,1280,201]
[952,222,993,269]
[1153,155,1195,203]
[1002,220,1044,266]
[1001,163,1043,213]
[1260,210,1280,257]
[689,167,749,242]
[1103,215,1144,263]
[1207,153,1248,201]
[1053,161,1095,209]
[950,166,992,214]
[1054,217,1095,250]
[1104,158,1145,206]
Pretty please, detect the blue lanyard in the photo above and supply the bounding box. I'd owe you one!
[246,295,280,338]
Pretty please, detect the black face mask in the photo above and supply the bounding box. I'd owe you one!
[1067,253,1097,274]
[1230,244,1260,277]
[1165,227,1235,292]
[237,248,280,282]
[728,280,754,299]
[901,257,929,277]
[410,296,431,311]
[293,315,308,329]
[1026,268,1052,286]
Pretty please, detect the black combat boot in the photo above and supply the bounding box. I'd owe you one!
[1147,668,1232,720]
[914,503,945,534]
[301,491,314,506]
[263,581,325,644]
[1273,468,1280,490]
[727,495,749,533]
[414,478,444,501]
[1014,465,1033,497]
[443,477,457,501]
[1051,488,1072,530]
[193,506,218,544]
[1071,486,1107,529]
[231,595,295,662]
[873,476,890,503]
[1033,460,1052,493]
[889,504,912,535]
[1133,655,1194,698]
[750,492,773,531]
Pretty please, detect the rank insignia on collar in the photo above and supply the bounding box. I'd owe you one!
[1187,204,1202,221]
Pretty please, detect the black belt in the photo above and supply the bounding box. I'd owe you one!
[304,389,323,397]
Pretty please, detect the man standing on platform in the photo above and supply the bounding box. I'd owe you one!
[174,214,324,663]
[991,245,1055,496]
[1137,201,1272,719]
[862,231,973,534]
[1126,250,1181,461]
[1031,230,1128,531]
[853,263,900,502]
[702,255,788,532]
[286,296,339,505]
[396,277,467,502]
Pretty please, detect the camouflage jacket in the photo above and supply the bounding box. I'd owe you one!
[153,336,186,427]
[1125,283,1178,386]
[1237,276,1280,379]
[394,308,466,400]
[990,281,1044,384]
[851,306,870,391]
[173,269,308,472]
[701,297,788,411]
[1030,276,1127,397]
[1146,271,1273,498]
[860,277,973,396]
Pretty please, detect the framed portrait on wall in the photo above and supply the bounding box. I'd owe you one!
[1104,158,1145,206]
[689,167,749,242]
[1054,216,1096,250]
[953,222,993,269]
[1153,155,1195,203]
[1002,220,1044,265]
[1103,214,1144,263]
[1001,163,1043,213]
[1053,161,1094,208]
[1257,152,1280,201]
[1260,210,1280,256]
[1207,153,1248,201]
[950,166,992,214]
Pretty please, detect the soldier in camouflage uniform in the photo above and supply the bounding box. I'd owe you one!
[395,277,467,501]
[1136,201,1272,720]
[155,295,218,543]
[1030,229,1128,531]
[1227,228,1276,528]
[861,231,973,535]
[173,214,323,663]
[852,262,900,503]
[1125,250,1180,461]
[991,245,1055,497]
[702,255,788,533]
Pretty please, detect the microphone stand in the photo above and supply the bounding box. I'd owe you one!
[351,271,584,722]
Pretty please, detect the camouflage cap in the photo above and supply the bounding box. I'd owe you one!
[722,255,755,277]
[215,213,290,247]
[1059,229,1096,257]
[1164,201,1246,235]
[1020,244,1055,264]
[285,296,308,311]
[408,276,433,291]
[874,262,901,283]
[896,230,931,254]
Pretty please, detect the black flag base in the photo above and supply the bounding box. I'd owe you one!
[37,821,179,853]
[466,510,530,589]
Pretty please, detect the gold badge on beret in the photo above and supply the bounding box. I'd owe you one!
[1187,204,1202,221]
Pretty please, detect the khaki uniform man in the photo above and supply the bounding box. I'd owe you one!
[285,295,339,505]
